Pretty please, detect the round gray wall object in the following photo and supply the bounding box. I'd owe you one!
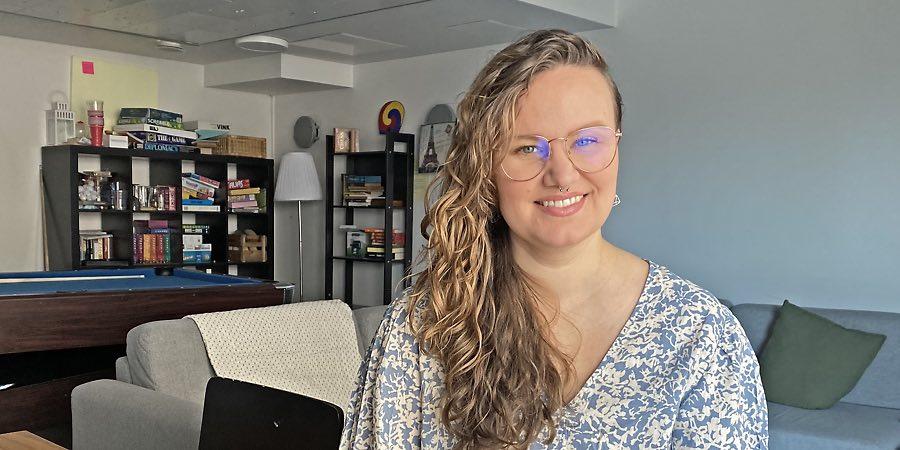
[293,116,319,148]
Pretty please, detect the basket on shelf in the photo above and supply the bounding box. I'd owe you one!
[213,135,267,158]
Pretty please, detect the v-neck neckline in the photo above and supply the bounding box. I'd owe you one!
[561,259,656,410]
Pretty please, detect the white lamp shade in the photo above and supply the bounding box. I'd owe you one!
[274,152,322,201]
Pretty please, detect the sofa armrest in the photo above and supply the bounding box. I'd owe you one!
[115,357,131,383]
[71,379,204,450]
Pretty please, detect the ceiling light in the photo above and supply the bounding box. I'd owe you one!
[235,35,288,52]
[156,40,184,52]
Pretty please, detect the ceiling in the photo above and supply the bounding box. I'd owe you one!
[0,0,616,65]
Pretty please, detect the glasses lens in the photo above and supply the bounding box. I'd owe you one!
[501,138,550,180]
[568,126,616,172]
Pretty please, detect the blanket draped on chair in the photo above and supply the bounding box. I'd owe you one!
[187,299,362,412]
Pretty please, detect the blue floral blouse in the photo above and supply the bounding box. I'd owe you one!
[341,260,768,448]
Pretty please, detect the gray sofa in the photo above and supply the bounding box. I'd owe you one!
[70,303,389,450]
[731,303,900,450]
[72,301,899,449]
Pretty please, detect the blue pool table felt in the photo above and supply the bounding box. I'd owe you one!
[0,268,259,296]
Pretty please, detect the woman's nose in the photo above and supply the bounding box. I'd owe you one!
[543,138,580,187]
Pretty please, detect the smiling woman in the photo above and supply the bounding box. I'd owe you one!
[341,29,768,449]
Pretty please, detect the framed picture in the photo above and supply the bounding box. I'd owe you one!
[418,122,454,173]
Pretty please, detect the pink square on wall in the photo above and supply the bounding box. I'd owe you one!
[82,61,94,75]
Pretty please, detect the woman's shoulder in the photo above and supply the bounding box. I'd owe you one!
[646,261,748,350]
[367,291,425,357]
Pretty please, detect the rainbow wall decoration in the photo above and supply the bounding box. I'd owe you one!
[378,101,405,134]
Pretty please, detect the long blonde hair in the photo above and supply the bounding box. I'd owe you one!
[407,29,623,448]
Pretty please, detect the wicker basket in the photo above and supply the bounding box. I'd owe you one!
[213,135,267,158]
[227,232,267,263]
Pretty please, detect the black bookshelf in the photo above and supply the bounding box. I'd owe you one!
[325,133,415,306]
[41,145,275,280]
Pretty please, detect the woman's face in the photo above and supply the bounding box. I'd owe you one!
[494,64,620,250]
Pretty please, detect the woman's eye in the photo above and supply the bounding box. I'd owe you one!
[516,145,538,155]
[575,137,599,147]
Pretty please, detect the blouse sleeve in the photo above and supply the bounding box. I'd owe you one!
[340,297,425,449]
[671,309,769,449]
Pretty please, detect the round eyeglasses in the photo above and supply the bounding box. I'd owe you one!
[500,125,622,181]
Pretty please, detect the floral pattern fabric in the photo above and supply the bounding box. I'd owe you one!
[341,260,768,449]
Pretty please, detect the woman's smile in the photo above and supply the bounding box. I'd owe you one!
[534,192,589,217]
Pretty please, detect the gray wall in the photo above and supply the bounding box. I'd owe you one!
[274,0,900,312]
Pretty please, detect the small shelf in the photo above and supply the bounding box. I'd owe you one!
[332,255,405,264]
[334,151,411,159]
[78,209,132,214]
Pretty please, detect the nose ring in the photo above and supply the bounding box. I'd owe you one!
[558,186,569,193]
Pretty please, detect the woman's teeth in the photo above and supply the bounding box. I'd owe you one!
[539,195,583,208]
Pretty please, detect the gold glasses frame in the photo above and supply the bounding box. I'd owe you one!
[500,125,623,182]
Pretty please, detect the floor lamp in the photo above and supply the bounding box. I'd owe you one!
[274,152,322,301]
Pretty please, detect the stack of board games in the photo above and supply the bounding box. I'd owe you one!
[227,179,266,213]
[113,108,199,152]
[186,120,230,155]
[182,173,221,212]
[132,220,174,264]
[182,223,212,263]
[363,227,405,260]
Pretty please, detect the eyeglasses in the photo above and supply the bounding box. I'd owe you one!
[500,125,622,181]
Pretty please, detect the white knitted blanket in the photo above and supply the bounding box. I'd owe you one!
[186,299,361,412]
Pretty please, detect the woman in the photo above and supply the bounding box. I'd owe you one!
[341,29,768,449]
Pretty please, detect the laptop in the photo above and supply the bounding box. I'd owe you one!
[199,377,344,450]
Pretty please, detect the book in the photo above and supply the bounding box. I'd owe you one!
[228,200,258,208]
[227,179,251,190]
[182,172,221,189]
[113,124,198,140]
[227,194,256,202]
[184,120,230,131]
[182,224,210,234]
[182,178,216,197]
[229,187,261,196]
[142,142,199,152]
[119,107,182,122]
[127,131,192,145]
[182,204,221,212]
[182,187,212,200]
[183,198,214,206]
[117,116,184,130]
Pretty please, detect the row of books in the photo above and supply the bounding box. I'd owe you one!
[228,179,266,213]
[345,227,406,260]
[80,230,113,261]
[132,220,175,264]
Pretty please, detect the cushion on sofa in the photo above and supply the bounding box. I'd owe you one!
[767,401,900,450]
[352,305,389,356]
[759,300,885,409]
[731,303,900,410]
[126,318,215,404]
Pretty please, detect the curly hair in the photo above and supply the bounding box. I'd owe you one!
[407,29,623,448]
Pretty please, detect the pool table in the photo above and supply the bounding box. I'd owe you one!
[0,268,293,434]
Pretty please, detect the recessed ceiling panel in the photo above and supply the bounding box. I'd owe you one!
[2,0,425,44]
[290,33,404,57]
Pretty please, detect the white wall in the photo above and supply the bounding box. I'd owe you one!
[274,0,900,313]
[0,35,272,272]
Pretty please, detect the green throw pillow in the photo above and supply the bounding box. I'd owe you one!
[759,300,885,409]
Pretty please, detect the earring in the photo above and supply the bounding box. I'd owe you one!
[612,194,621,207]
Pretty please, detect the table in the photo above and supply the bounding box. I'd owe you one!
[0,431,64,449]
[0,268,292,433]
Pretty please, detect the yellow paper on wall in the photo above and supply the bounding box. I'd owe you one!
[70,56,159,131]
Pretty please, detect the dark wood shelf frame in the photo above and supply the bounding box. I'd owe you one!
[41,145,276,280]
[325,133,415,306]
